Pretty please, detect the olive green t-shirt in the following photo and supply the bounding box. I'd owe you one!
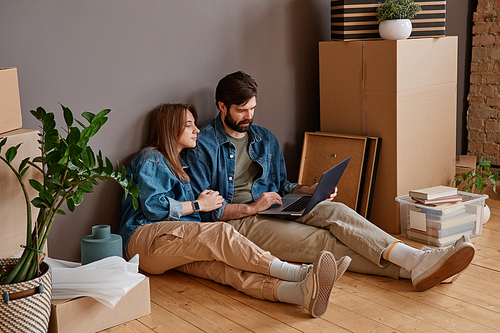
[228,134,260,204]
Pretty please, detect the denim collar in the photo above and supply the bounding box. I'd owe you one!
[180,156,188,169]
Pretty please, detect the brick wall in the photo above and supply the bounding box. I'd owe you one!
[468,0,500,164]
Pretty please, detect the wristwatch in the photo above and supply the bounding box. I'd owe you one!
[192,200,201,213]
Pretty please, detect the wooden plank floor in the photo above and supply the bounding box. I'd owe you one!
[103,199,500,332]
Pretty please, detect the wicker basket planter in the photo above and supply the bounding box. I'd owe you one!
[0,258,52,333]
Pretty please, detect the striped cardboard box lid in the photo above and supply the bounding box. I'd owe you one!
[331,0,446,41]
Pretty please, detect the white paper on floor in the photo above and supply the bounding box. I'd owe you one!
[44,254,145,308]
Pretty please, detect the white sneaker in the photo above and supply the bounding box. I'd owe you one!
[302,251,337,318]
[410,235,475,291]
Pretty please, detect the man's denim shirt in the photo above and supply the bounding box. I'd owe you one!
[120,147,199,256]
[185,114,298,222]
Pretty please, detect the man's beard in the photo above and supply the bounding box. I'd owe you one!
[225,112,253,133]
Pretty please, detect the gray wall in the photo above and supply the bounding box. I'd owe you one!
[1,0,328,261]
[0,1,471,261]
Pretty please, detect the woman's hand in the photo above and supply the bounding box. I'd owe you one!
[197,189,224,212]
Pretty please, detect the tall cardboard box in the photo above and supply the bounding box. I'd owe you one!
[0,67,23,134]
[319,37,457,233]
[0,129,42,257]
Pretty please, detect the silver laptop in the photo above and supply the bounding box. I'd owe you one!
[258,156,351,216]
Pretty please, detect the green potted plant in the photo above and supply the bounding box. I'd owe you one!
[454,156,498,195]
[0,104,139,333]
[454,156,498,224]
[376,0,422,40]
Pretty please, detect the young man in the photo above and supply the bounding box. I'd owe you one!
[185,71,475,291]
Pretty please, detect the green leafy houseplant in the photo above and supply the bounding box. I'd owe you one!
[376,0,422,21]
[0,104,139,285]
[454,157,499,195]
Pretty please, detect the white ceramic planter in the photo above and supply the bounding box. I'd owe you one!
[483,204,491,224]
[379,19,412,40]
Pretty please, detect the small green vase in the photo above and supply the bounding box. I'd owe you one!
[81,225,122,265]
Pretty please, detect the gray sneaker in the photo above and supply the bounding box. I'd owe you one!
[302,251,337,318]
[410,235,475,291]
[335,256,352,282]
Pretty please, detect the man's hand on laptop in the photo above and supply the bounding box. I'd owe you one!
[292,183,338,201]
[251,192,282,212]
[292,184,338,201]
[326,187,338,202]
[292,183,318,195]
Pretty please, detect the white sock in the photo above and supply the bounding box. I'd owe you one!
[269,259,309,282]
[382,242,424,272]
[275,281,304,305]
[399,267,411,279]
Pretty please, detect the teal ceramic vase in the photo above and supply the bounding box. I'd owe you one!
[81,225,122,265]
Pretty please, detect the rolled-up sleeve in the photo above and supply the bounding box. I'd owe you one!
[282,181,299,196]
[209,200,227,221]
[138,160,184,221]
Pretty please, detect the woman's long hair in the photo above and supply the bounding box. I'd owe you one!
[148,103,198,181]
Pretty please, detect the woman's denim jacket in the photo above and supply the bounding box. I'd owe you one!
[120,147,199,255]
[185,114,298,222]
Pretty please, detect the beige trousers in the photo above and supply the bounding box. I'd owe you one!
[227,201,402,279]
[128,221,279,301]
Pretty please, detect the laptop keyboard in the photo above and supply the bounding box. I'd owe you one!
[282,196,311,212]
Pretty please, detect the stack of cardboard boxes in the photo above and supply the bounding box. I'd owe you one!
[0,67,41,258]
[0,67,150,333]
[318,36,457,233]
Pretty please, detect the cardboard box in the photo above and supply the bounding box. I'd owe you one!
[319,37,458,233]
[49,277,151,333]
[456,155,476,170]
[330,0,446,41]
[0,129,42,258]
[455,155,475,184]
[0,68,23,134]
[396,192,486,246]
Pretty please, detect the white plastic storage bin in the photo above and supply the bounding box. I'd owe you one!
[395,191,488,247]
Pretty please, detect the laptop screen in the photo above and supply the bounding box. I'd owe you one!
[303,156,351,214]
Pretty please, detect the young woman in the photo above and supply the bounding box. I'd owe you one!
[120,103,351,318]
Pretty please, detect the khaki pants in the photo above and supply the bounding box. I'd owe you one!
[227,201,401,279]
[128,221,279,301]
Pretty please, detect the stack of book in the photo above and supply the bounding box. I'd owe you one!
[404,203,476,246]
[401,185,478,246]
[409,185,462,207]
